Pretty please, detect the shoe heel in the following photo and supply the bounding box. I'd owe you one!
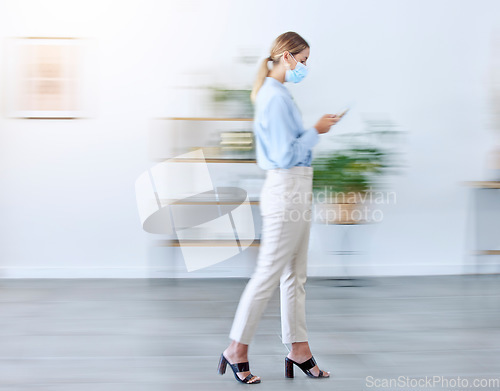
[285,357,294,378]
[217,354,227,375]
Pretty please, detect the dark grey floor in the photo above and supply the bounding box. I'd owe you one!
[0,275,499,390]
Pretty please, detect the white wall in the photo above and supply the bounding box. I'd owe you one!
[0,0,499,278]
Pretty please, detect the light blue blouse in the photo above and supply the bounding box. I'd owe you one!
[253,76,319,170]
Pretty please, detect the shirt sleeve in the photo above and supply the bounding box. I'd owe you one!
[263,94,320,169]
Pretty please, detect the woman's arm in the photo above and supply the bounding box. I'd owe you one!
[263,95,319,169]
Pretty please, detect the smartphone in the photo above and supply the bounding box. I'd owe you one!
[336,108,350,118]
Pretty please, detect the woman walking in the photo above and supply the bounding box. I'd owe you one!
[217,31,339,384]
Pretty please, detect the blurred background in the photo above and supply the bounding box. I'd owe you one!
[1,0,499,279]
[1,1,500,389]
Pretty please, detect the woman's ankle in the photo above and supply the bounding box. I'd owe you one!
[226,340,249,356]
[290,341,311,356]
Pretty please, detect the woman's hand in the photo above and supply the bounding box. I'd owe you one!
[314,114,340,134]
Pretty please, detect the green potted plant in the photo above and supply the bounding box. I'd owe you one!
[209,87,254,118]
[312,119,404,224]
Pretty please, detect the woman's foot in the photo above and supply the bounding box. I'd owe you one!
[287,341,330,377]
[223,341,261,384]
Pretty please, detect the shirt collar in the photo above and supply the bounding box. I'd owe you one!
[265,76,291,96]
[266,76,287,90]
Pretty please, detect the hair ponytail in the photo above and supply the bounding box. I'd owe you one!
[250,32,309,105]
[250,57,271,104]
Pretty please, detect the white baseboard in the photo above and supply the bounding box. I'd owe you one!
[0,264,486,278]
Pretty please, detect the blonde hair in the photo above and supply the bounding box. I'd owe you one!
[250,31,310,104]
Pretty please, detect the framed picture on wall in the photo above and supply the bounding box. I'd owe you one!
[3,37,97,119]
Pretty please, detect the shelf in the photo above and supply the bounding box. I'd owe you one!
[160,199,259,205]
[475,250,500,255]
[154,239,261,247]
[464,181,500,188]
[156,117,253,122]
[151,158,256,163]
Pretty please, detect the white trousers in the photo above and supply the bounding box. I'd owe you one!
[229,166,313,345]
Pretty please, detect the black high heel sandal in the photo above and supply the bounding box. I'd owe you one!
[217,353,261,384]
[285,355,329,378]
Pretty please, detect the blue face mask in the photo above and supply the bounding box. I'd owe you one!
[285,53,308,83]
